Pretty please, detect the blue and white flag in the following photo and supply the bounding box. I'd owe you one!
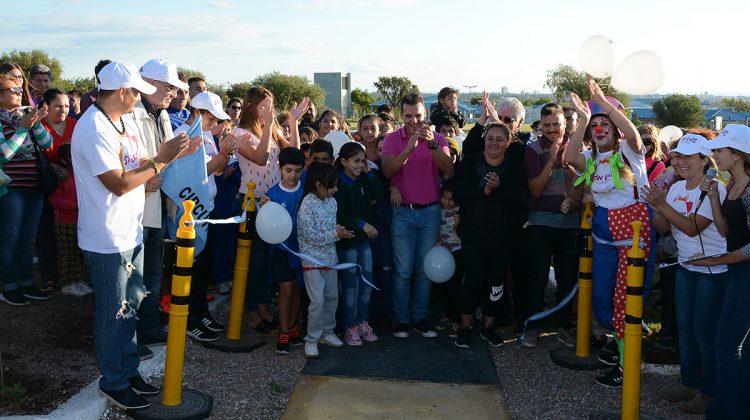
[161,116,211,255]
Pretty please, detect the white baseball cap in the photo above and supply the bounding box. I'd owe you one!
[707,124,750,154]
[670,134,710,157]
[139,59,189,90]
[191,92,230,120]
[96,61,156,94]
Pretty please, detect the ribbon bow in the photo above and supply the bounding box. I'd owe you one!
[574,158,596,187]
[608,151,625,190]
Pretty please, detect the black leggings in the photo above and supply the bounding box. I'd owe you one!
[459,241,508,317]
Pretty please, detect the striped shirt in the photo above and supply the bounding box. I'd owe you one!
[1,119,53,191]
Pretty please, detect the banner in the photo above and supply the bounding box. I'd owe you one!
[161,116,210,255]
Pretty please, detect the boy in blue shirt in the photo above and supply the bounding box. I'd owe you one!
[265,147,306,354]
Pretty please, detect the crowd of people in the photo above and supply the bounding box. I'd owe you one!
[0,59,748,417]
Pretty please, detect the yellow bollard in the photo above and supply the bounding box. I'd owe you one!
[161,200,196,407]
[575,203,594,357]
[622,221,645,420]
[226,182,257,340]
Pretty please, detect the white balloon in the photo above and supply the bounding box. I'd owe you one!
[324,131,354,158]
[658,125,683,144]
[611,50,664,95]
[423,246,456,284]
[579,35,616,78]
[255,202,292,244]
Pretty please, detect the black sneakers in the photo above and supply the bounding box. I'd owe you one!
[128,375,159,396]
[454,327,472,349]
[393,323,410,339]
[21,285,51,300]
[595,366,624,388]
[0,289,30,306]
[99,387,150,410]
[187,321,219,342]
[413,319,438,338]
[480,327,504,347]
[597,351,620,366]
[276,332,291,355]
[201,313,226,332]
[138,344,154,361]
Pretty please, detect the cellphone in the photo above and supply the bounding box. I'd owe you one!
[22,106,33,114]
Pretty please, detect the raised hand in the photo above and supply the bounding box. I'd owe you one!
[641,185,667,208]
[259,96,275,126]
[20,107,41,129]
[569,92,591,120]
[155,132,190,164]
[291,97,311,121]
[587,76,608,107]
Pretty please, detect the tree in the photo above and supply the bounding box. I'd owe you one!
[56,77,96,93]
[0,49,63,83]
[719,97,750,112]
[251,71,326,112]
[226,82,252,101]
[544,64,629,108]
[652,94,704,128]
[177,67,206,81]
[373,76,419,115]
[470,95,483,106]
[534,96,553,106]
[351,88,375,117]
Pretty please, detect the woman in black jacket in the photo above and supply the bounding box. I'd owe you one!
[452,122,528,348]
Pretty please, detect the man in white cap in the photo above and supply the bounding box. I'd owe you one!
[131,58,190,352]
[71,61,190,409]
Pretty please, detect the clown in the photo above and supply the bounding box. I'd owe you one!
[564,77,656,388]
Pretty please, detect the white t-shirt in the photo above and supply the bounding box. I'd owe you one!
[581,139,649,209]
[667,180,728,273]
[234,127,280,198]
[72,107,147,253]
[174,125,218,207]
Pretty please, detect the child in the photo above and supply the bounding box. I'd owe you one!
[266,147,306,354]
[429,87,465,128]
[357,114,381,162]
[334,143,384,345]
[309,139,334,165]
[300,142,312,170]
[436,180,462,336]
[298,162,354,358]
[48,144,89,296]
[565,78,656,388]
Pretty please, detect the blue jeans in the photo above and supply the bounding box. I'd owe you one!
[138,225,165,338]
[83,245,146,391]
[675,267,730,396]
[337,241,373,329]
[391,204,441,324]
[707,260,750,419]
[0,188,43,291]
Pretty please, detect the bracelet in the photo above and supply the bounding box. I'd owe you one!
[148,158,162,174]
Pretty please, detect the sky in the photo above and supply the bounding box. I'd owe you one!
[4,0,749,96]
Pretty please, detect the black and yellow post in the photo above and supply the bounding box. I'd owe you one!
[203,182,265,353]
[551,203,606,370]
[591,221,657,420]
[131,200,213,420]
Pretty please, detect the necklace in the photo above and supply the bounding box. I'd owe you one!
[94,103,125,135]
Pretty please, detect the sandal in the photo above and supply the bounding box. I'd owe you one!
[252,319,277,335]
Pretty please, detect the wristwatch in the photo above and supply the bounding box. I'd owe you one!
[427,141,438,150]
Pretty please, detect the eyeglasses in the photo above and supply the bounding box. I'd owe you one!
[642,137,653,145]
[154,80,178,94]
[229,105,242,110]
[8,74,23,81]
[501,116,517,124]
[0,86,23,95]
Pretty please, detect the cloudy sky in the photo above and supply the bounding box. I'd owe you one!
[5,0,749,95]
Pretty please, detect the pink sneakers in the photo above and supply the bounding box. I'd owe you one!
[345,326,363,346]
[358,321,379,342]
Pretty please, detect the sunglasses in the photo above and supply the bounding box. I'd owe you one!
[501,116,516,124]
[0,86,23,95]
[642,137,653,145]
[154,80,178,94]
[229,105,242,110]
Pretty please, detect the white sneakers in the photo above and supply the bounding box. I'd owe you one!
[320,333,344,347]
[304,343,319,358]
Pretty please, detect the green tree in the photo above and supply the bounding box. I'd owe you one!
[177,67,206,81]
[652,94,704,128]
[469,95,483,106]
[0,49,63,83]
[226,82,252,101]
[534,96,553,105]
[251,71,326,112]
[544,64,629,107]
[56,77,96,93]
[718,97,750,112]
[373,76,419,115]
[351,88,375,117]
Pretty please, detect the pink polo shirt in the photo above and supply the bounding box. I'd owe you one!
[382,126,450,205]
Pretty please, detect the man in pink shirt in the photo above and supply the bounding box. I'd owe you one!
[381,93,453,339]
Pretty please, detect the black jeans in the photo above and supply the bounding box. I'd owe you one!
[459,241,508,318]
[35,198,58,286]
[515,225,579,329]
